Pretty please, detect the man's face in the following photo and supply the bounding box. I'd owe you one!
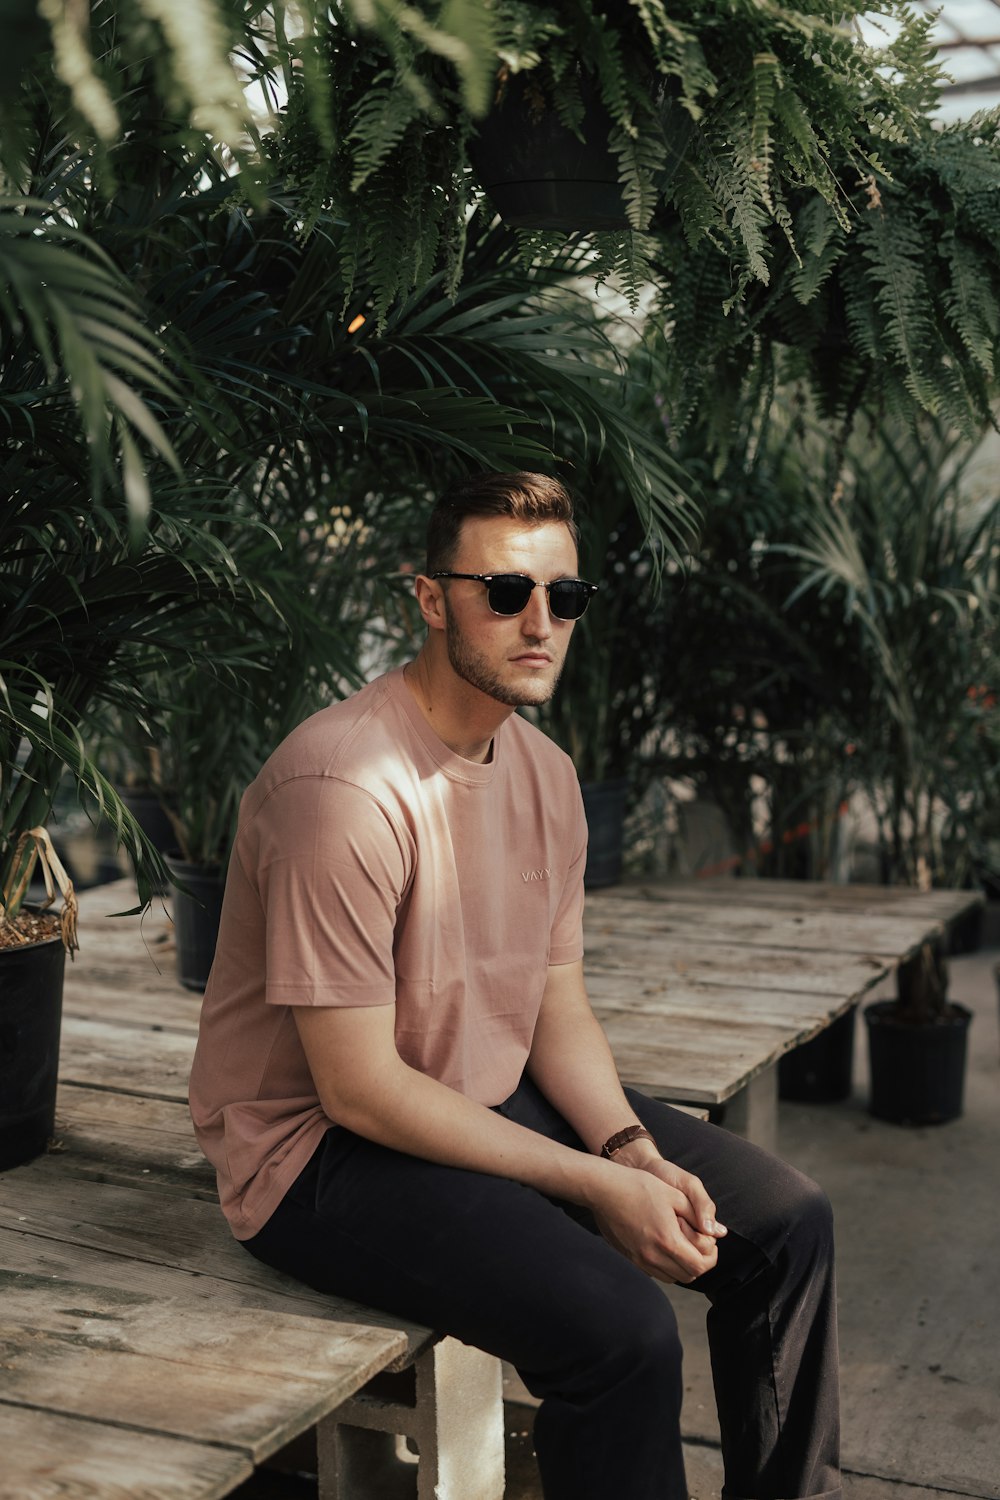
[438,516,582,709]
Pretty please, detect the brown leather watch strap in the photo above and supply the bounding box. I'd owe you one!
[600,1124,656,1159]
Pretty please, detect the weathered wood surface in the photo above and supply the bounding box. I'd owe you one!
[0,879,441,1500]
[0,1166,432,1364]
[53,1084,216,1196]
[0,1270,405,1460]
[585,892,948,961]
[581,878,981,1105]
[60,1015,195,1102]
[586,971,872,1022]
[2,872,979,1498]
[599,878,983,925]
[0,1403,251,1500]
[594,1008,795,1104]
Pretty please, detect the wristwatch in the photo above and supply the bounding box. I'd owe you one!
[600,1124,656,1159]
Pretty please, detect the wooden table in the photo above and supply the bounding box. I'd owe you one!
[0,874,981,1498]
[584,877,983,1148]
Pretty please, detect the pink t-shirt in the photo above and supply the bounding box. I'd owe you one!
[188,667,588,1239]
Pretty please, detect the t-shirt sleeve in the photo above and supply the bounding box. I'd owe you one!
[548,781,588,966]
[247,776,411,1006]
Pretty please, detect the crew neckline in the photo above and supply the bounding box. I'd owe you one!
[386,665,499,786]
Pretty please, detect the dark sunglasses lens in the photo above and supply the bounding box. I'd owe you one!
[486,576,534,614]
[548,581,593,620]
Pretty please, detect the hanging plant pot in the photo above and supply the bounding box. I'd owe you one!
[778,1005,856,1103]
[0,916,66,1170]
[864,1000,972,1126]
[165,855,225,993]
[581,777,629,889]
[470,67,629,232]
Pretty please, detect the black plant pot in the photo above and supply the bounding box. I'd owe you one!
[470,68,629,231]
[864,999,972,1126]
[119,785,175,895]
[0,922,66,1170]
[581,778,629,889]
[166,856,225,993]
[778,1005,856,1103]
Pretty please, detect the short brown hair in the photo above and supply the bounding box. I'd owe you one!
[425,472,580,573]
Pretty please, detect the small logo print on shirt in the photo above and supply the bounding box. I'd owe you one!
[522,868,551,882]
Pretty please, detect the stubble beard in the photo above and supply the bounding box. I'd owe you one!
[445,612,564,708]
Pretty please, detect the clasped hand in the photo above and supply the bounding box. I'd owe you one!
[594,1156,727,1285]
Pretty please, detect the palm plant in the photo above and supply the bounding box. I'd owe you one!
[4,0,704,912]
[585,399,861,875]
[0,190,241,936]
[783,416,1000,891]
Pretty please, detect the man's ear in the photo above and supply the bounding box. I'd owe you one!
[413,573,447,632]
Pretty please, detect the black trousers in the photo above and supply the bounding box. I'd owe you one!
[244,1079,841,1500]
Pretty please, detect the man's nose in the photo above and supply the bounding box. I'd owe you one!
[520,582,553,635]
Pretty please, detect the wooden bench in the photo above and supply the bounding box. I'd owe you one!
[0,880,506,1500]
[3,874,977,1497]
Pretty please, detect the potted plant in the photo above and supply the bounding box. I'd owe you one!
[782,414,999,1122]
[121,507,374,990]
[655,108,1000,452]
[865,940,973,1125]
[0,828,78,1169]
[276,0,939,323]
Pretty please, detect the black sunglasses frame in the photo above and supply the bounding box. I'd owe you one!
[431,571,600,620]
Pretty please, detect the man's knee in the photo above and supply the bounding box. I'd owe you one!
[776,1165,835,1271]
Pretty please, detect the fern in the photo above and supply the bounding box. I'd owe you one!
[348,75,421,191]
[750,52,779,209]
[941,232,1000,376]
[791,198,844,303]
[611,122,667,232]
[856,200,938,414]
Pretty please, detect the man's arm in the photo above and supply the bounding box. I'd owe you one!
[526,960,727,1244]
[294,1001,720,1284]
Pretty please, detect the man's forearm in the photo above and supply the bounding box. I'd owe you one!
[295,1002,617,1207]
[294,998,719,1282]
[526,960,658,1163]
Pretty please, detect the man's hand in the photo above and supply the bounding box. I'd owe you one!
[591,1142,727,1284]
[592,1162,723,1284]
[637,1154,728,1242]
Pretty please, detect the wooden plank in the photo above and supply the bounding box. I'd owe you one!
[52,1084,217,1197]
[59,1016,194,1102]
[593,1008,796,1104]
[0,1170,433,1365]
[0,1403,251,1500]
[63,968,202,1036]
[60,881,201,1033]
[585,931,887,997]
[587,974,862,1032]
[0,1270,405,1462]
[609,878,983,926]
[585,895,943,959]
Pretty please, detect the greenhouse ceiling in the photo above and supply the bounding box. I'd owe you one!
[922,0,1000,118]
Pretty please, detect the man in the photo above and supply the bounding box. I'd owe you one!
[189,471,840,1500]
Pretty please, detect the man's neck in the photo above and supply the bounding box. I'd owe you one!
[403,650,513,763]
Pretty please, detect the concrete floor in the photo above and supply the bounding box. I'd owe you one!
[502,906,1000,1500]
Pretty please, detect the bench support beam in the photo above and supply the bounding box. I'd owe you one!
[318,1337,505,1500]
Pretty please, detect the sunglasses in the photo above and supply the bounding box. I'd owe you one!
[431,571,600,620]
